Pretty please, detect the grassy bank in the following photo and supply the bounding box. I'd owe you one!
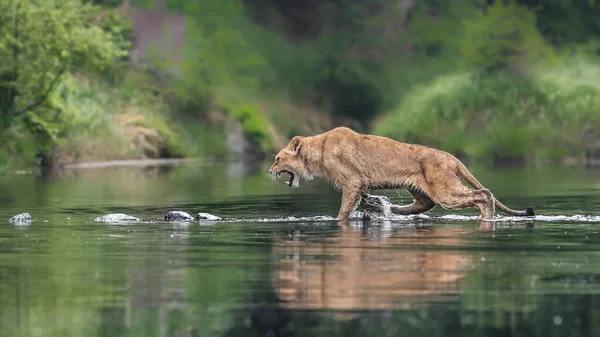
[372,56,600,163]
[0,71,212,170]
[0,69,333,172]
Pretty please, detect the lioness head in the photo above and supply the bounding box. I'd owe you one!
[268,136,308,188]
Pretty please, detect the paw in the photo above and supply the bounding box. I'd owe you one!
[525,206,535,216]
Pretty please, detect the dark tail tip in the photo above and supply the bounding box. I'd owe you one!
[525,206,535,216]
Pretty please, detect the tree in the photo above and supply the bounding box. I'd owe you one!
[459,0,553,72]
[0,0,126,134]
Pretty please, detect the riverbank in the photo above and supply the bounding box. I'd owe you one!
[3,59,600,174]
[2,0,600,173]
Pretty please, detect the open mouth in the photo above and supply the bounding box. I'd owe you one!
[277,170,295,187]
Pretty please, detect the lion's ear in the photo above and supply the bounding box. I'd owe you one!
[289,136,303,154]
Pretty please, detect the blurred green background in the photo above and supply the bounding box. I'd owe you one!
[1,0,600,171]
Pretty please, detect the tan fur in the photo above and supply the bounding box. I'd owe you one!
[268,127,535,220]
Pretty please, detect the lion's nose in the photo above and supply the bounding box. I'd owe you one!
[268,168,273,175]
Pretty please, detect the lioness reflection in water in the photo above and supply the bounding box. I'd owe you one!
[273,221,496,313]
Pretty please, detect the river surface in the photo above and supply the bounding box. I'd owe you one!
[1,161,600,337]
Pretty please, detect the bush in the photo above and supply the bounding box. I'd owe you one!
[224,102,275,153]
[47,74,191,163]
[94,10,134,83]
[372,59,600,161]
[459,0,553,72]
[0,124,38,171]
[531,55,600,157]
[164,78,214,119]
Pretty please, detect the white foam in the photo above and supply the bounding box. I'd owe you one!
[230,213,600,223]
[518,214,600,223]
[234,215,337,223]
[360,211,600,223]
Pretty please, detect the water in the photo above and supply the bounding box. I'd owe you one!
[1,161,600,337]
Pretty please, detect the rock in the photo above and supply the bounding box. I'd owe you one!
[227,120,263,160]
[8,213,32,224]
[94,213,140,223]
[164,210,194,222]
[196,212,221,221]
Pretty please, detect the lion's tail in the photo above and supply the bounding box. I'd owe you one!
[456,162,535,217]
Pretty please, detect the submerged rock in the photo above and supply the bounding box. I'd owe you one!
[8,212,32,224]
[196,212,221,221]
[165,210,194,222]
[94,213,140,223]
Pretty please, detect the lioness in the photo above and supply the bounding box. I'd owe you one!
[268,127,534,220]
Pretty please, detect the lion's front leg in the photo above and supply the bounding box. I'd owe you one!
[337,187,362,220]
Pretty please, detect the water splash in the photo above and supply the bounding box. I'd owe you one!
[88,213,600,224]
[376,195,392,218]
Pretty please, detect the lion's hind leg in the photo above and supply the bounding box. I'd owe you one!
[429,182,495,220]
[359,189,436,215]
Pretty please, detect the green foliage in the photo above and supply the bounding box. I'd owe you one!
[373,56,600,161]
[313,54,383,122]
[521,0,600,46]
[131,0,152,10]
[0,0,128,159]
[169,0,387,123]
[407,1,478,57]
[47,74,197,162]
[459,0,553,71]
[7,0,600,168]
[95,10,134,82]
[531,55,600,155]
[47,74,138,161]
[0,123,38,170]
[180,1,268,90]
[249,27,321,99]
[91,0,122,7]
[225,103,274,152]
[370,0,600,161]
[164,78,213,118]
[157,0,600,160]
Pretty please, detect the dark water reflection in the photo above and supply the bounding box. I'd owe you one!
[1,161,600,337]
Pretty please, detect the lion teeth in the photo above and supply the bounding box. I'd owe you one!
[277,173,281,177]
